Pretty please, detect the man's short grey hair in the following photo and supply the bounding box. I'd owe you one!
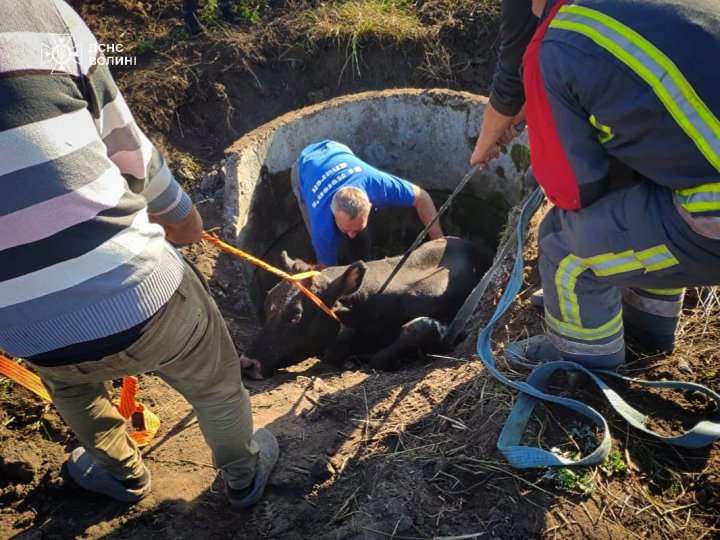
[331,187,371,219]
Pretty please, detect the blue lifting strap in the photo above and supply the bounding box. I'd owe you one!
[476,187,720,468]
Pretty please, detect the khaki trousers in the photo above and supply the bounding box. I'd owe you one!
[25,260,258,489]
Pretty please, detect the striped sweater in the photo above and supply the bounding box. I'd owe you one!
[0,0,192,357]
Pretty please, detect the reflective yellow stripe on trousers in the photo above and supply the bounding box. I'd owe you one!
[551,246,678,341]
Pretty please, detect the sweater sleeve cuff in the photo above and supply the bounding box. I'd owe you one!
[150,190,193,224]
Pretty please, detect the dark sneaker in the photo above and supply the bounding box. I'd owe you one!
[220,5,241,24]
[66,447,151,503]
[184,12,202,35]
[226,428,279,509]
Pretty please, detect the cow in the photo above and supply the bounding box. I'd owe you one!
[240,237,492,379]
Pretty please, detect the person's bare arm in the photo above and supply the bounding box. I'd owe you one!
[412,185,444,240]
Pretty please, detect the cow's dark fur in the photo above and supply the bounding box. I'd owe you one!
[241,237,492,378]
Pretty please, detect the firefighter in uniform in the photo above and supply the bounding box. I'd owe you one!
[472,0,720,368]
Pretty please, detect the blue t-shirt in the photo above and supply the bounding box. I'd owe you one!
[297,140,416,266]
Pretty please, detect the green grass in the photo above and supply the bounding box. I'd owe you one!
[307,0,432,77]
[540,425,627,495]
[309,0,429,41]
[542,466,596,495]
[200,0,221,21]
[600,451,628,477]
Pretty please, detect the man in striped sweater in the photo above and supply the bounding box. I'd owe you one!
[0,0,278,506]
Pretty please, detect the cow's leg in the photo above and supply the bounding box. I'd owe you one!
[324,328,378,367]
[369,317,447,371]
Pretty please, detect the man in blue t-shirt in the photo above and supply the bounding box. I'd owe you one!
[291,140,444,266]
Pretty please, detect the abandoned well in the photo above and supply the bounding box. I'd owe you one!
[223,88,532,319]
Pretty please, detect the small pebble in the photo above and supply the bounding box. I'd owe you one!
[677,358,693,375]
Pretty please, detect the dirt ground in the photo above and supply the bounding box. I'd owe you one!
[1,1,719,539]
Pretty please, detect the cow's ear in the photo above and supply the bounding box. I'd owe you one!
[322,262,366,305]
[281,250,313,274]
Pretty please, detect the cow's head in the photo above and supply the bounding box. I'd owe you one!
[241,252,366,379]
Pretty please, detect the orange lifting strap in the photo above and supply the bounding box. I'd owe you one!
[0,232,333,448]
[0,354,159,448]
[201,231,341,322]
[0,354,50,401]
[114,374,160,448]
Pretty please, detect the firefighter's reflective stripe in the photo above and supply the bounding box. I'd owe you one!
[623,288,684,318]
[555,245,678,327]
[590,114,614,144]
[551,5,720,172]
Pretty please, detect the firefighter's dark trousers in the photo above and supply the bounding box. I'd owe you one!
[539,180,720,367]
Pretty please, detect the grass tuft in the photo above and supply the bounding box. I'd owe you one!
[542,467,596,495]
[308,0,429,42]
[306,0,433,77]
